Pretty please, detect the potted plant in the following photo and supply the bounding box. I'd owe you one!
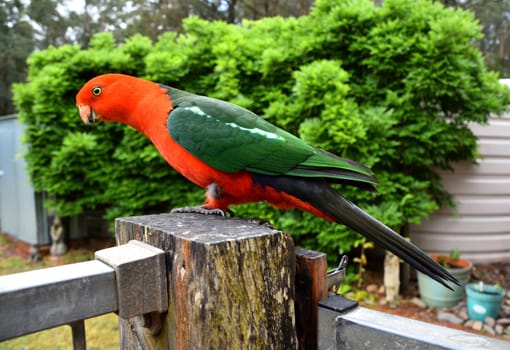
[466,282,506,321]
[417,249,472,308]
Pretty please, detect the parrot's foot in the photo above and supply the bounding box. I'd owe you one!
[171,205,235,217]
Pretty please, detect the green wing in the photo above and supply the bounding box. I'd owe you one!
[165,85,376,186]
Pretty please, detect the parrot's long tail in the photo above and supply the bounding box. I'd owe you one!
[253,174,459,289]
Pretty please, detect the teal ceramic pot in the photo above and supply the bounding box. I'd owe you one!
[417,257,472,308]
[466,283,506,321]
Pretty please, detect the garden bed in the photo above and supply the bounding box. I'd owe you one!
[361,262,510,342]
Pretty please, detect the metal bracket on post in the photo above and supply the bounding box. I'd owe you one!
[326,255,348,290]
[95,240,168,335]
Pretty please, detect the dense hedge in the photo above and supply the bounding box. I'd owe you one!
[13,0,509,261]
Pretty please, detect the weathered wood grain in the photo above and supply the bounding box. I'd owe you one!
[116,213,297,350]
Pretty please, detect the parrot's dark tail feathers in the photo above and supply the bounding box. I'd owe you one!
[254,175,459,290]
[325,195,460,289]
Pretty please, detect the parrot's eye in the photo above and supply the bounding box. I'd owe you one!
[91,86,102,97]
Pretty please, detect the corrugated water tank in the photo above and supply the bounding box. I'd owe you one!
[409,80,510,262]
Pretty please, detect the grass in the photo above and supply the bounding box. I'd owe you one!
[0,314,119,350]
[0,233,120,349]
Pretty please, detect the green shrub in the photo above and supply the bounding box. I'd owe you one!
[13,0,509,262]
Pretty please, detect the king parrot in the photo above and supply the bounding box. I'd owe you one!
[76,73,457,288]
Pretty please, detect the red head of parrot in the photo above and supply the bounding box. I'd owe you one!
[76,73,171,130]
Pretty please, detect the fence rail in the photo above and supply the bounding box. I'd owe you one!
[0,260,116,341]
[0,240,167,349]
[318,295,510,350]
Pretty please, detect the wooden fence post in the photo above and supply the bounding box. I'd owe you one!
[115,213,297,350]
[295,248,328,350]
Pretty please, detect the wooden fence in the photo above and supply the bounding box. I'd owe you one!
[1,213,508,349]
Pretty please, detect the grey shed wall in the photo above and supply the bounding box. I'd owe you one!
[0,115,47,245]
[410,80,510,262]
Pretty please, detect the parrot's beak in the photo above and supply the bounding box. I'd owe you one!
[78,104,97,124]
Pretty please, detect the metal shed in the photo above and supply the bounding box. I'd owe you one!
[0,114,49,246]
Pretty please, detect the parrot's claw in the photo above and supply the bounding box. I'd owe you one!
[171,205,235,217]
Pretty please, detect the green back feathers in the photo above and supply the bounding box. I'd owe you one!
[164,85,376,188]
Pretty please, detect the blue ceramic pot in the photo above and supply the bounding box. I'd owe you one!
[417,259,472,308]
[466,283,506,321]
